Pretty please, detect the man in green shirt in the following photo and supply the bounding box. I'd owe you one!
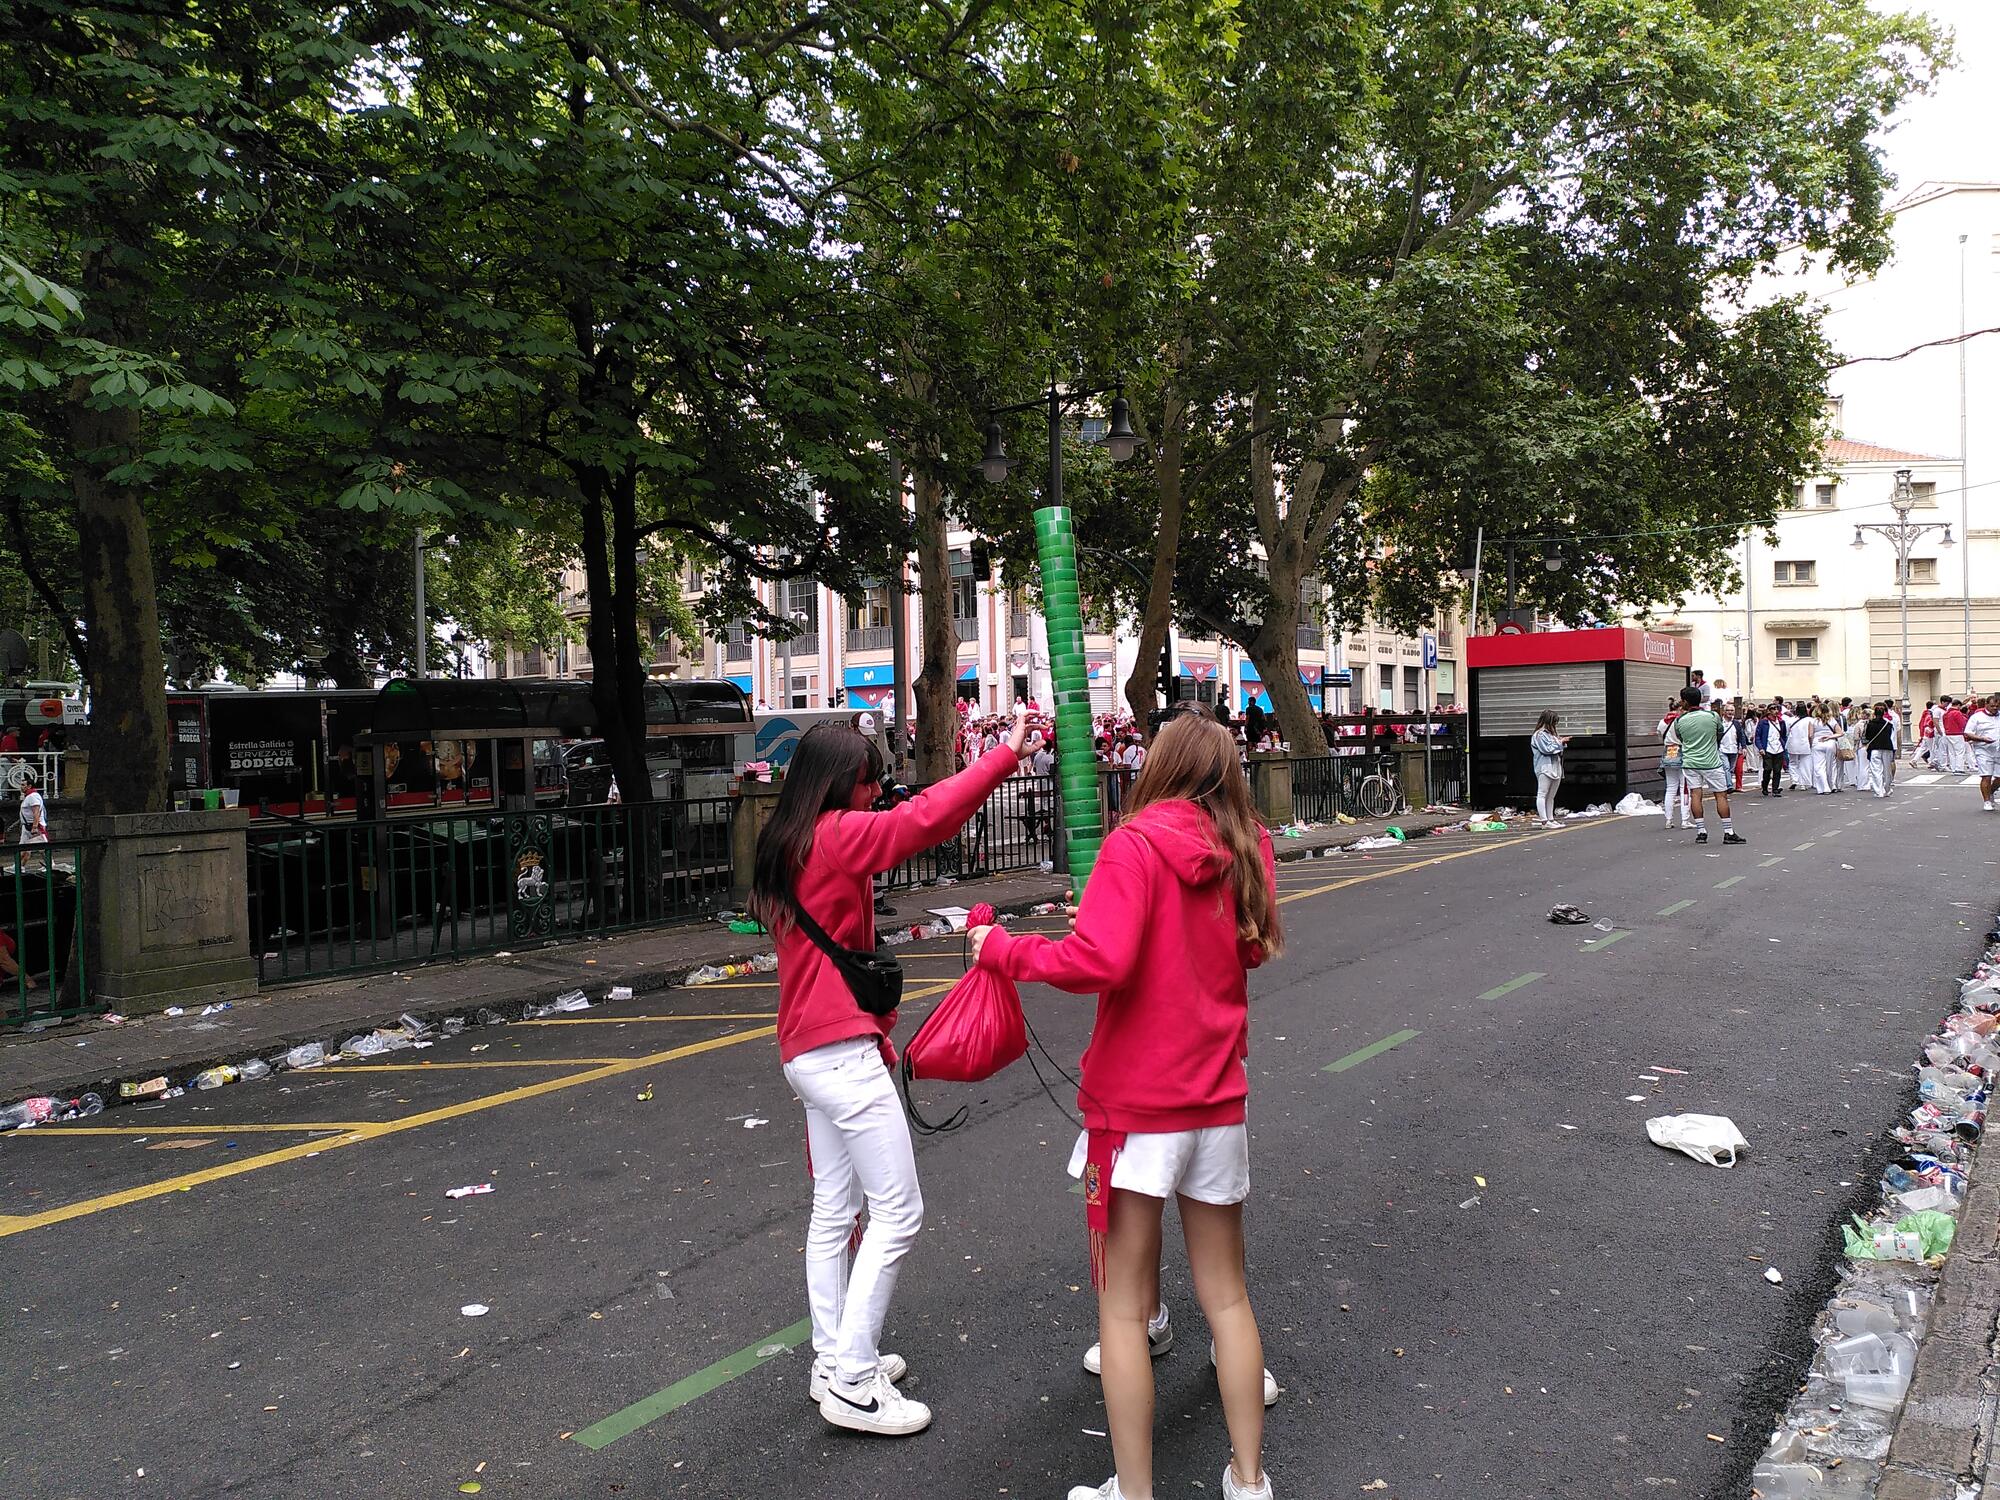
[1670,685,1745,845]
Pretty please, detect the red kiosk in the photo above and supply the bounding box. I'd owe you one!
[1467,627,1692,810]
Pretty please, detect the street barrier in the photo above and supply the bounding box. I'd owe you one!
[249,798,736,984]
[0,838,89,1027]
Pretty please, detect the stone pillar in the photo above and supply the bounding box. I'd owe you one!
[730,780,784,906]
[1248,754,1295,825]
[1394,744,1430,809]
[85,809,257,1011]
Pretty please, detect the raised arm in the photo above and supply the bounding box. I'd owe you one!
[820,705,1029,876]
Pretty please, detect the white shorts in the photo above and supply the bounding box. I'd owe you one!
[1976,747,2000,777]
[1684,765,1731,793]
[1067,1124,1249,1205]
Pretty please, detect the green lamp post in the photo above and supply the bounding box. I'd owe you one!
[981,382,1137,890]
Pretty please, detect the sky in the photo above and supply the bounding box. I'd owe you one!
[1874,0,2000,195]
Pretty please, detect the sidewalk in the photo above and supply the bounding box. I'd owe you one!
[0,806,1472,1109]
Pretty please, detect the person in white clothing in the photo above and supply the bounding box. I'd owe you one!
[1657,703,1689,829]
[1861,703,1898,797]
[17,774,47,844]
[1785,705,1815,791]
[1965,695,2000,812]
[1810,711,1839,794]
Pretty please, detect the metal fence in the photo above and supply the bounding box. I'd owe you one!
[882,773,1059,892]
[1288,756,1369,822]
[250,798,736,984]
[0,839,90,1027]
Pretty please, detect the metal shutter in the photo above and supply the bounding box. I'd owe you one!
[1624,664,1688,742]
[1475,663,1609,737]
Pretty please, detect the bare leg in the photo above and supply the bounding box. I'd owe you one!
[1179,1195,1264,1488]
[1100,1188,1166,1500]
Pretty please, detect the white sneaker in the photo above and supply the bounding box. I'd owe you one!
[1067,1479,1128,1500]
[1222,1462,1274,1500]
[809,1352,907,1403]
[1084,1304,1172,1374]
[1985,801,1995,813]
[1209,1340,1281,1407]
[817,1369,931,1436]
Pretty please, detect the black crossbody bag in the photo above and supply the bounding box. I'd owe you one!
[788,901,904,1017]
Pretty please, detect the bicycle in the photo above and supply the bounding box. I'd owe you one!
[1356,763,1409,820]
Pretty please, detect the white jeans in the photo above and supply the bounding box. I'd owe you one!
[1948,735,1969,773]
[1535,772,1561,823]
[1661,766,1685,826]
[1869,749,1894,797]
[782,1036,924,1384]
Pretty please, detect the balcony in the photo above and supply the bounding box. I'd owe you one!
[785,632,820,657]
[1296,624,1324,651]
[847,625,894,651]
[954,616,979,643]
[1009,610,1030,639]
[724,635,751,662]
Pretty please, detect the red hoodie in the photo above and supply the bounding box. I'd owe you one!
[976,798,1276,1134]
[776,746,1020,1065]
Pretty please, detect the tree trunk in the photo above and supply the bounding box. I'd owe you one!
[1238,572,1326,758]
[71,392,168,818]
[1126,387,1186,737]
[608,464,651,796]
[910,466,958,784]
[579,472,648,803]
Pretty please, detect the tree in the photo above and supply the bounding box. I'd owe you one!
[1116,0,1944,753]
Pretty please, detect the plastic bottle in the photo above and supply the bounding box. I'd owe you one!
[1882,1163,1921,1193]
[191,1064,239,1091]
[1918,1065,1982,1096]
[236,1058,272,1082]
[284,1042,327,1070]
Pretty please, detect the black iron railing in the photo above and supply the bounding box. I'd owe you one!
[0,839,89,1027]
[249,799,736,983]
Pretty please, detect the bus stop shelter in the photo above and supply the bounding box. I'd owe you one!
[1467,628,1691,810]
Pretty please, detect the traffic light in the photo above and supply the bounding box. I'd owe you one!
[969,538,992,579]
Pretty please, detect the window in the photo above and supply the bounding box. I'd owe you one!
[1773,559,1817,586]
[1910,481,1937,508]
[1403,666,1421,712]
[1897,558,1938,585]
[1775,637,1818,662]
[1378,663,1394,711]
[1814,482,1838,508]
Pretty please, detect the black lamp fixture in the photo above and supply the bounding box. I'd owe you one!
[979,384,1136,487]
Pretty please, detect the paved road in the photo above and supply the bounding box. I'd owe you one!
[5,777,1996,1500]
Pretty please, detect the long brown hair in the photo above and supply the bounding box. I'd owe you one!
[1126,711,1283,959]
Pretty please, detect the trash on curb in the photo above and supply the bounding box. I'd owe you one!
[609,986,633,1001]
[1614,793,1662,816]
[1547,904,1590,925]
[446,1184,494,1199]
[0,1092,104,1130]
[119,1076,170,1100]
[460,1303,489,1317]
[1646,1113,1749,1167]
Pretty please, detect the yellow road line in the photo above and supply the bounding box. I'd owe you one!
[516,1014,779,1025]
[678,981,779,989]
[0,1027,777,1241]
[315,1058,638,1071]
[1278,822,1602,906]
[9,1122,371,1136]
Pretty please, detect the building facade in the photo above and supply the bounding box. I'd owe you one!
[1635,182,2000,704]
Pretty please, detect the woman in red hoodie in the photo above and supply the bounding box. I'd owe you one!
[970,709,1282,1500]
[750,704,1027,1439]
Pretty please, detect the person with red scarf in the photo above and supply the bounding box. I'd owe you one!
[971,708,1283,1500]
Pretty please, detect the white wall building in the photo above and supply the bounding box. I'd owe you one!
[1636,182,2000,704]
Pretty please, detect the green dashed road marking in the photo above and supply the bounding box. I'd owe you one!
[571,1318,812,1448]
[1323,1028,1422,1073]
[1657,899,1697,917]
[1760,855,1785,867]
[1476,973,1545,1001]
[1582,929,1630,951]
[1715,876,1746,890]
[1794,841,1816,850]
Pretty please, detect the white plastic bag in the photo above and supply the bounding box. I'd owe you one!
[1615,792,1662,816]
[1646,1112,1749,1168]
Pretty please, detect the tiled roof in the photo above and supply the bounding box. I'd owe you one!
[1825,438,1950,464]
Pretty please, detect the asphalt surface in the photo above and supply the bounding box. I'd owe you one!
[4,773,1996,1500]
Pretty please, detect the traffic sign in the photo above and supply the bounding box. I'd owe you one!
[1422,634,1438,669]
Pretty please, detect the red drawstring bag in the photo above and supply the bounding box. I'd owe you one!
[898,903,1026,1132]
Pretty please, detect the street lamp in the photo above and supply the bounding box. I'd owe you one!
[1721,627,1743,691]
[982,377,1136,889]
[1852,467,1953,717]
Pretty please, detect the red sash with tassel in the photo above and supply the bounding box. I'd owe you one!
[1082,1128,1127,1289]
